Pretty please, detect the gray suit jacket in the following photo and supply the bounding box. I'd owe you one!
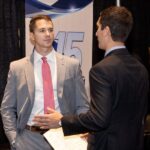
[1,52,89,146]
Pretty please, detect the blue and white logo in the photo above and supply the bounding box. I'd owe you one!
[26,0,93,18]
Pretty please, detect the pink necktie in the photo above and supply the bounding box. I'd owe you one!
[42,57,55,113]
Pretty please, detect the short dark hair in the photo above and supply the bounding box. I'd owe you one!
[29,14,52,32]
[99,6,133,42]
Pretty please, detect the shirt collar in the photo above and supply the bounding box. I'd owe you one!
[34,48,56,64]
[105,46,126,57]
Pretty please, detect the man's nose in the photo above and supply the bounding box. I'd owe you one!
[45,30,50,35]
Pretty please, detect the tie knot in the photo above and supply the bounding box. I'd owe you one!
[42,57,47,63]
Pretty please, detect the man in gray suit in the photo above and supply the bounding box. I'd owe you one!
[1,14,89,150]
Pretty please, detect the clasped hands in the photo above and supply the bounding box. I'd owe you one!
[33,107,63,129]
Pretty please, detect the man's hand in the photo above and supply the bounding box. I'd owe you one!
[80,133,89,141]
[33,107,63,129]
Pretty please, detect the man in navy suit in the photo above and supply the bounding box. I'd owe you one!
[33,6,149,150]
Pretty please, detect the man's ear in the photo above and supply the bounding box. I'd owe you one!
[30,32,34,41]
[29,32,35,45]
[104,26,111,37]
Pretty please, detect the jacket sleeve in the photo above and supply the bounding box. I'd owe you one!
[61,65,113,135]
[1,63,17,144]
[74,61,90,114]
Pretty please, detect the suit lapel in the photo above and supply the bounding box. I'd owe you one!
[24,54,35,104]
[56,53,66,99]
[23,52,66,108]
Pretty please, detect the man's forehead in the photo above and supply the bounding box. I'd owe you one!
[96,17,101,26]
[35,20,53,27]
[35,19,52,24]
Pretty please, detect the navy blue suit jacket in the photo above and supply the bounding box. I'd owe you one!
[61,48,149,150]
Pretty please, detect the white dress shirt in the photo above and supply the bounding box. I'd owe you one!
[27,49,60,125]
[105,46,126,57]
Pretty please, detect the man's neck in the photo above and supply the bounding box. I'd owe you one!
[35,47,53,56]
[105,41,125,51]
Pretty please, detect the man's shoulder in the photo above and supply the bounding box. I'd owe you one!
[93,55,117,68]
[55,52,79,65]
[10,56,31,68]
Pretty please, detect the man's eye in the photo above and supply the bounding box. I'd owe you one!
[48,28,53,32]
[40,29,45,32]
